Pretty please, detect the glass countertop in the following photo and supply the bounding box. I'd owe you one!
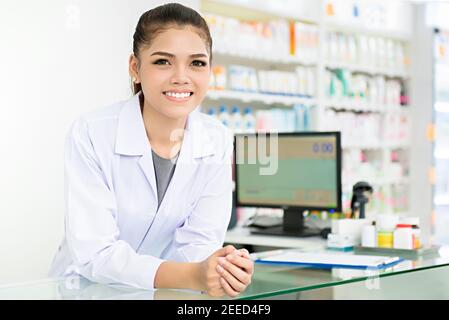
[295,263,449,299]
[1,247,449,300]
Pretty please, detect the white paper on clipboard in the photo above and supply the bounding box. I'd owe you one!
[256,251,403,269]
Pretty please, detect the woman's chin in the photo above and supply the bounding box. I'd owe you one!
[160,107,193,121]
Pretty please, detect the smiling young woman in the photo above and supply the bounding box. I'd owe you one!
[129,25,212,159]
[49,3,253,297]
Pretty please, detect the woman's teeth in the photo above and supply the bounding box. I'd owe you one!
[164,92,192,99]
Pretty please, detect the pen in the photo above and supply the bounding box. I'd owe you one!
[383,257,400,265]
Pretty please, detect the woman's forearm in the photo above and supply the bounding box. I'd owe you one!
[154,261,202,290]
[153,246,253,297]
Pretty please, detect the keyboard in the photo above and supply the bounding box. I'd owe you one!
[248,215,282,228]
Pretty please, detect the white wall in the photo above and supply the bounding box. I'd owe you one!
[0,0,198,285]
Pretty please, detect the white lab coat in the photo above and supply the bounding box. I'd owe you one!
[49,92,233,290]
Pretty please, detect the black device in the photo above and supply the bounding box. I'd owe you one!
[234,132,342,237]
[350,181,373,219]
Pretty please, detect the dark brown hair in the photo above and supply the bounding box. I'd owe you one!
[131,3,213,95]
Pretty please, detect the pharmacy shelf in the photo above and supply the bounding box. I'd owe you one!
[323,22,412,42]
[213,48,317,66]
[342,142,410,150]
[325,61,409,78]
[206,90,317,106]
[434,195,449,206]
[435,101,449,113]
[324,100,404,113]
[202,0,414,217]
[202,0,320,25]
[436,61,449,70]
[342,142,384,149]
[384,142,411,149]
[381,177,410,185]
[434,149,449,160]
[343,177,410,187]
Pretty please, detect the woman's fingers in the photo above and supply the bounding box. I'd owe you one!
[238,250,254,275]
[215,245,236,257]
[239,248,250,257]
[225,253,254,275]
[219,277,239,297]
[218,257,252,286]
[212,247,254,297]
[216,264,246,292]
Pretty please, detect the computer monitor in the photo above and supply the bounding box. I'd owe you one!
[234,132,342,237]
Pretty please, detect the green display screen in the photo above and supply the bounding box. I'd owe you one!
[235,134,340,209]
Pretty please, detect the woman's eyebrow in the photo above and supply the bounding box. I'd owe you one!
[150,51,174,58]
[189,53,208,59]
[150,51,208,59]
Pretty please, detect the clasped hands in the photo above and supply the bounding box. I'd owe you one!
[199,245,254,297]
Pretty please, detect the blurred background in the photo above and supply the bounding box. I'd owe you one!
[0,0,448,285]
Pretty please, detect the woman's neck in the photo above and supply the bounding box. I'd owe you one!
[141,98,187,159]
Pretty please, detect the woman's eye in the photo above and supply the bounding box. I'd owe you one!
[153,59,170,65]
[191,60,207,67]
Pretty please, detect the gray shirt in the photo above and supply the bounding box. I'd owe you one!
[152,150,178,209]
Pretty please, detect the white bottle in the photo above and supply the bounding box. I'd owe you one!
[362,224,376,247]
[393,224,414,249]
[401,217,421,248]
[230,106,242,133]
[207,107,217,121]
[242,107,256,133]
[218,105,230,128]
[306,68,315,97]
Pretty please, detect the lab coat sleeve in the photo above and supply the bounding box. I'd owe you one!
[170,133,233,262]
[64,118,164,289]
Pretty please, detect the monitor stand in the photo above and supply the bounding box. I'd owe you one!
[249,208,320,237]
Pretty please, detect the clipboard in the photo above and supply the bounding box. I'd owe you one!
[255,251,404,269]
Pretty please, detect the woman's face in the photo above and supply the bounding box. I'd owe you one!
[130,26,211,120]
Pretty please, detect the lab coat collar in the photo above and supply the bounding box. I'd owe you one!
[115,92,216,159]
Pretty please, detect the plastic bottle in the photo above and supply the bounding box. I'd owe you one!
[208,72,215,90]
[212,65,227,90]
[242,107,256,133]
[400,80,409,106]
[401,217,421,249]
[303,105,311,131]
[376,214,398,248]
[412,225,421,249]
[218,105,230,128]
[296,66,306,96]
[294,104,305,131]
[306,68,315,97]
[362,223,376,247]
[207,107,217,121]
[348,34,358,64]
[230,106,242,133]
[393,224,414,249]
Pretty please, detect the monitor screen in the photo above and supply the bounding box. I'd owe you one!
[235,132,342,211]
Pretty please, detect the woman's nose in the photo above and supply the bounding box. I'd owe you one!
[170,66,190,85]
